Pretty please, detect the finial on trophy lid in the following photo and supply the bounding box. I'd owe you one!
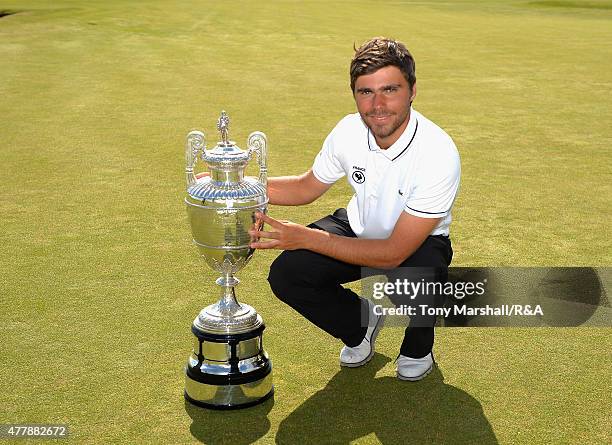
[217,110,230,146]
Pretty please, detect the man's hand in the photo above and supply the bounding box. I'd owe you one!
[250,210,440,269]
[249,212,314,250]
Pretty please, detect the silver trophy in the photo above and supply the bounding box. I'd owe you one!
[183,111,273,409]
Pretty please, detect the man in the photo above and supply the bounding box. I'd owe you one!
[249,37,460,381]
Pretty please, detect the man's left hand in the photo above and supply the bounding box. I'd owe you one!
[249,212,313,250]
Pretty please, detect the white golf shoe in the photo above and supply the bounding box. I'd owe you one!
[340,300,385,367]
[396,352,434,381]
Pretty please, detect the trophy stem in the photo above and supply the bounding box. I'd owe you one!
[215,275,242,316]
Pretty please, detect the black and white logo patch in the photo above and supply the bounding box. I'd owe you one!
[352,170,366,184]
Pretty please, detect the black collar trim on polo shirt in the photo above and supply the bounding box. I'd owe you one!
[366,118,419,161]
[391,119,418,161]
[367,129,375,151]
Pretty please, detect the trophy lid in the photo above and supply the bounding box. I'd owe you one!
[202,111,251,164]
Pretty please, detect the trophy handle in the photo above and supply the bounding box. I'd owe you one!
[185,130,206,187]
[247,131,267,187]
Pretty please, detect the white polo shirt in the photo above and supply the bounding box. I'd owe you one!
[312,108,460,238]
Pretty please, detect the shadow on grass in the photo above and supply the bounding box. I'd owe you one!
[185,395,274,444]
[276,354,498,444]
[0,10,20,18]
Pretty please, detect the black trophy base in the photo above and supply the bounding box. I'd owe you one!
[184,325,274,410]
[184,386,274,410]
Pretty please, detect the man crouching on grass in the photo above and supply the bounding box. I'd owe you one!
[249,37,460,381]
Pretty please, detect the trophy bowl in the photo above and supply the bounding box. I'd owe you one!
[186,176,265,275]
[183,112,273,409]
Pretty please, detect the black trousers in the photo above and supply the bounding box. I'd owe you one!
[267,208,453,358]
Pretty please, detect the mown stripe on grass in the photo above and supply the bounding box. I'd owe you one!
[528,0,612,9]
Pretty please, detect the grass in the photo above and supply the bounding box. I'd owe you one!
[0,1,610,444]
[528,1,612,10]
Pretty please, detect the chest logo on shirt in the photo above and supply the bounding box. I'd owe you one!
[351,166,366,184]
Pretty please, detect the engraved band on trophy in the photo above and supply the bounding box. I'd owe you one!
[183,111,273,409]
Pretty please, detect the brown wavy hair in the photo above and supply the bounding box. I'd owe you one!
[350,37,416,92]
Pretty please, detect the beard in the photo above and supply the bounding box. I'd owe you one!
[362,107,410,142]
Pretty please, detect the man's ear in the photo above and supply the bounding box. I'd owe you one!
[409,82,417,105]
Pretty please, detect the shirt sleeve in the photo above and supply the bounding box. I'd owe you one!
[404,142,461,218]
[311,128,346,184]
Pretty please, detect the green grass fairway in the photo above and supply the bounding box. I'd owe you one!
[1,1,610,443]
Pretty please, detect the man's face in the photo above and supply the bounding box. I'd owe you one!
[353,65,416,149]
